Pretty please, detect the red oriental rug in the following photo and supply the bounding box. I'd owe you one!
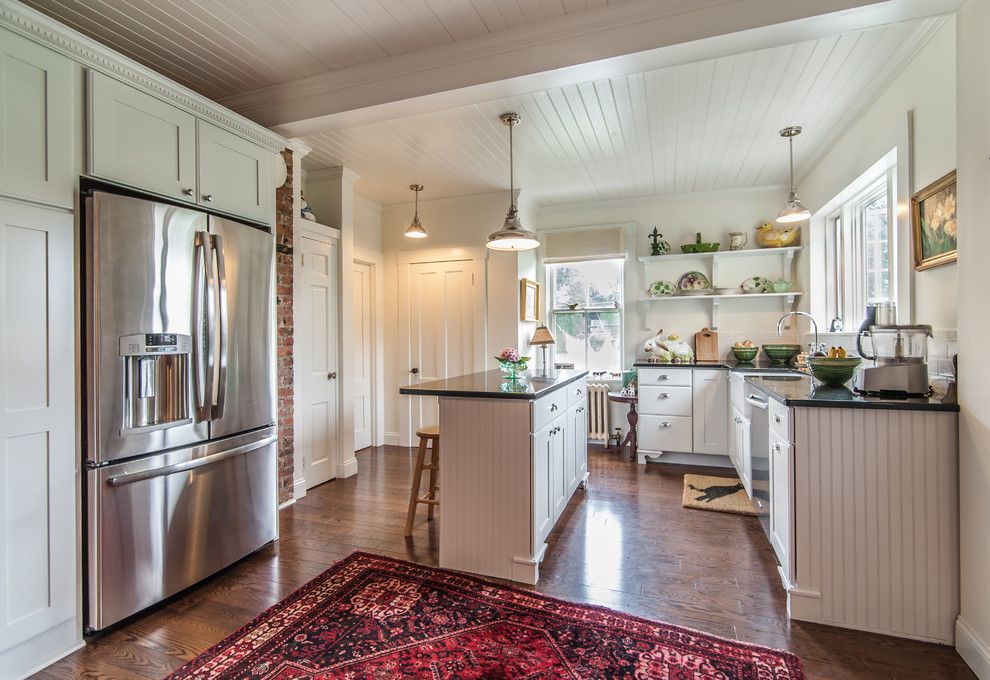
[166,552,805,679]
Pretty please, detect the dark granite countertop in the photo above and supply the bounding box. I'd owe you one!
[633,360,805,374]
[400,369,589,400]
[746,375,959,412]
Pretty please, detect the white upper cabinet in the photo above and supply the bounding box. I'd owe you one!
[89,70,197,204]
[197,120,272,224]
[0,29,75,208]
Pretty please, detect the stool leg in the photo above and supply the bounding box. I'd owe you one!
[404,436,428,537]
[427,439,439,521]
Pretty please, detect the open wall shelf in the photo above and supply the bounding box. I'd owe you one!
[637,246,802,265]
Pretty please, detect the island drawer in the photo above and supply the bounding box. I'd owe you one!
[637,367,692,388]
[638,414,693,453]
[566,377,588,409]
[533,391,567,432]
[638,385,692,417]
[769,399,791,441]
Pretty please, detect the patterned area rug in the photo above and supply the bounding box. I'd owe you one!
[166,552,804,679]
[682,473,757,516]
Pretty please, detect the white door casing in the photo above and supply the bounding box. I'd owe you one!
[352,260,373,451]
[398,252,485,446]
[298,234,339,489]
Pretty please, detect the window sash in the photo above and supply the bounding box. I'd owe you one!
[547,261,623,372]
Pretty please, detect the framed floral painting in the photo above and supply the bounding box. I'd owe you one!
[912,170,957,270]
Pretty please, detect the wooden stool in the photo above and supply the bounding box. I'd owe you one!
[404,425,440,537]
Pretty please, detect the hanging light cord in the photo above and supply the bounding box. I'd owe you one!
[789,136,795,193]
[414,186,419,219]
[508,119,516,212]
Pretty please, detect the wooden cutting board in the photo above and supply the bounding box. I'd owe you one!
[694,328,718,362]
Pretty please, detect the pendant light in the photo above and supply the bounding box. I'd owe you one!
[404,184,427,238]
[776,126,811,224]
[486,112,539,251]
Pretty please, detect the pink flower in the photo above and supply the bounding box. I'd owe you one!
[498,347,520,362]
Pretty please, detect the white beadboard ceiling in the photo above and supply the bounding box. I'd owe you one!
[21,0,619,100]
[301,17,943,206]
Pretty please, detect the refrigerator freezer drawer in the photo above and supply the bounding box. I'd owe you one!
[86,428,277,631]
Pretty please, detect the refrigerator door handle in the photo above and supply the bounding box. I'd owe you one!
[106,435,276,486]
[211,233,229,419]
[193,231,214,421]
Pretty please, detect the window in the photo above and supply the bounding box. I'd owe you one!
[823,170,895,329]
[547,259,623,372]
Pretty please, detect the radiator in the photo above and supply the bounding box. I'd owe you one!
[586,383,610,441]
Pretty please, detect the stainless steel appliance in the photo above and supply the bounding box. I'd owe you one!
[744,383,772,538]
[854,323,932,396]
[84,190,277,632]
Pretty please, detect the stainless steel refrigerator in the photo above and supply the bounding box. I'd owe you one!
[83,190,277,632]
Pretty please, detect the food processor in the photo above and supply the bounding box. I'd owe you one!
[853,323,933,396]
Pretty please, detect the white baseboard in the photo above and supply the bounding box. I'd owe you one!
[292,476,307,500]
[338,456,358,478]
[637,451,734,468]
[277,498,296,510]
[4,618,83,680]
[957,617,990,679]
[384,432,399,446]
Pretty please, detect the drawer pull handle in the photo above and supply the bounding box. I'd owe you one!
[576,388,583,395]
[658,392,670,398]
[658,374,669,381]
[774,414,782,423]
[576,406,584,413]
[659,421,671,429]
[550,403,558,412]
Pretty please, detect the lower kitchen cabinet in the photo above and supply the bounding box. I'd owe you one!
[692,369,728,454]
[636,367,730,461]
[532,424,554,546]
[768,429,793,585]
[0,200,79,677]
[730,405,751,495]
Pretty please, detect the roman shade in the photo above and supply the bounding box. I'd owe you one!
[543,227,626,263]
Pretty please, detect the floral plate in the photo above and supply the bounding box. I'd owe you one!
[649,280,676,297]
[678,271,712,291]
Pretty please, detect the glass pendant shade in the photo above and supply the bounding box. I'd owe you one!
[776,126,811,224]
[487,113,539,251]
[405,184,428,238]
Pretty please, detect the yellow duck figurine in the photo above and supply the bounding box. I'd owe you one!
[755,221,800,248]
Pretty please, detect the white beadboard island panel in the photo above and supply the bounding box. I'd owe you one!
[790,406,959,644]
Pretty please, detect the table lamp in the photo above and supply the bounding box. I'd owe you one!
[530,325,556,375]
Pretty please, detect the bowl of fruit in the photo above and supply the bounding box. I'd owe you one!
[807,347,861,387]
[731,340,758,363]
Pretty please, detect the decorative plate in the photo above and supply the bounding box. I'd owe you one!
[649,280,676,297]
[741,276,772,293]
[678,271,711,291]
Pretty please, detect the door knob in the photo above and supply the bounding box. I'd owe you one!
[410,367,419,374]
[182,188,194,196]
[327,371,337,380]
[203,194,214,202]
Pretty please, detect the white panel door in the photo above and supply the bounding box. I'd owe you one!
[0,200,75,652]
[299,236,339,489]
[0,28,75,208]
[692,369,728,454]
[406,259,477,434]
[89,71,197,203]
[196,120,272,224]
[352,261,373,451]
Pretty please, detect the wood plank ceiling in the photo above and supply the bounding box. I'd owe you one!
[22,1,944,206]
[301,17,944,205]
[21,0,618,99]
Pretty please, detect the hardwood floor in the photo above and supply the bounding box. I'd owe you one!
[34,445,973,679]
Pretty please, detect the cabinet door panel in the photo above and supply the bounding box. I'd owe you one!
[0,200,75,650]
[89,71,196,203]
[692,369,728,454]
[0,29,74,207]
[551,425,567,521]
[197,120,272,224]
[770,431,793,583]
[564,406,578,494]
[532,427,553,550]
[576,405,588,480]
[638,414,692,452]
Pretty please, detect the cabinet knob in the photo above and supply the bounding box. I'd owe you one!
[182,188,194,196]
[576,406,584,413]
[410,367,419,374]
[774,414,782,423]
[203,194,214,202]
[576,388,583,395]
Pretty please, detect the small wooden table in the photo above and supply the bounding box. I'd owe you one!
[607,391,638,458]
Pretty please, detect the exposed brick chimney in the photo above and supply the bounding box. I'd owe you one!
[275,148,294,505]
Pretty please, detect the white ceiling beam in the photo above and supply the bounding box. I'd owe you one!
[220,0,960,138]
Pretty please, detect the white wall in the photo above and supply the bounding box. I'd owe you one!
[955,0,990,676]
[537,186,802,365]
[380,190,527,443]
[353,195,383,252]
[797,18,957,331]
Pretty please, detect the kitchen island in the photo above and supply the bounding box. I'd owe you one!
[401,369,589,584]
[746,374,959,644]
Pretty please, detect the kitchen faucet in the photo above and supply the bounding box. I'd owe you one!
[776,311,826,356]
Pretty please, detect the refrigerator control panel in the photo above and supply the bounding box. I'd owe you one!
[119,333,191,356]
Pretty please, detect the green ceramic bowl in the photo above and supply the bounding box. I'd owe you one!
[732,346,759,362]
[681,244,698,253]
[807,356,862,387]
[761,344,802,366]
[694,242,721,252]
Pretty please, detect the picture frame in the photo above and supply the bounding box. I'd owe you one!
[520,278,541,322]
[912,170,957,271]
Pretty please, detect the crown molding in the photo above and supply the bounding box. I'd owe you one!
[0,0,287,152]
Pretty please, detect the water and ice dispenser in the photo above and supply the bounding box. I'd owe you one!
[119,333,192,432]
